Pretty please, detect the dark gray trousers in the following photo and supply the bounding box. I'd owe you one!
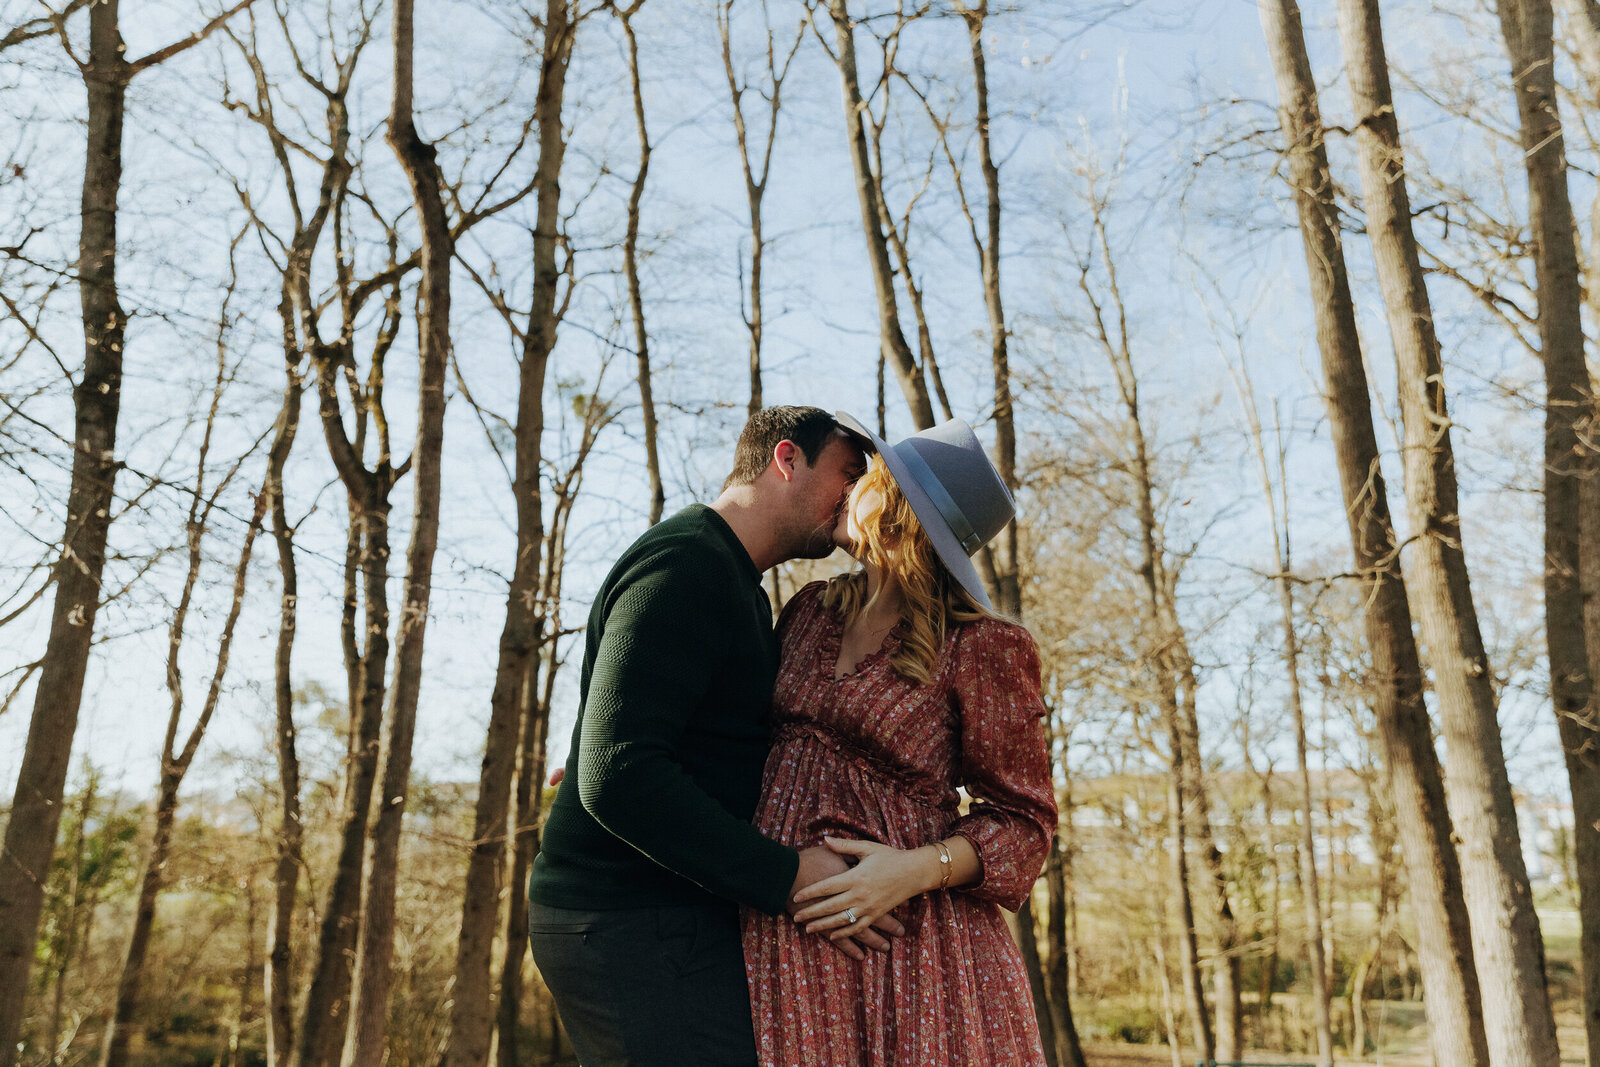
[527,901,758,1067]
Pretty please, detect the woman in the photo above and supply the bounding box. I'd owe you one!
[742,414,1057,1066]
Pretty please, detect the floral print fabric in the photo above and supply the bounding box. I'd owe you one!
[742,581,1057,1066]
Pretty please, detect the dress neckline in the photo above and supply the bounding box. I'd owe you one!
[820,601,904,681]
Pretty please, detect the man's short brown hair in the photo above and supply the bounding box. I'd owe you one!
[722,406,843,490]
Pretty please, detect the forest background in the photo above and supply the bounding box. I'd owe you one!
[1,0,1598,1064]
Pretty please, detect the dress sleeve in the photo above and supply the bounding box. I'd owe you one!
[945,620,1058,911]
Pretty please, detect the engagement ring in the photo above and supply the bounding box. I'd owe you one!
[844,907,857,925]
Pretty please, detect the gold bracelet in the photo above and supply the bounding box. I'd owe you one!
[934,840,952,891]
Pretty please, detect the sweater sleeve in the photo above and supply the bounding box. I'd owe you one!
[945,620,1059,911]
[574,548,799,915]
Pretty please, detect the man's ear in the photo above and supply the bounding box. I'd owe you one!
[772,439,799,482]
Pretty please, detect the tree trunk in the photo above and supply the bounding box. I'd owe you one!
[1095,259,1226,1062]
[824,0,933,429]
[1228,364,1334,1065]
[266,526,302,1067]
[1502,2,1600,1060]
[1278,579,1331,1067]
[1255,2,1489,1063]
[345,2,456,1059]
[716,1,799,421]
[1175,654,1242,1063]
[1152,930,1184,1067]
[959,0,1019,617]
[102,789,180,1066]
[1167,704,1214,1062]
[616,4,662,525]
[103,427,267,1067]
[265,323,306,1067]
[1335,4,1561,1063]
[292,487,389,1067]
[1257,772,1280,1046]
[0,4,127,1054]
[1012,897,1059,1067]
[444,2,572,1062]
[45,778,98,1063]
[1042,835,1087,1067]
[494,656,549,1067]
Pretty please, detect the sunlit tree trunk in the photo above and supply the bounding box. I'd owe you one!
[1335,4,1560,1062]
[0,6,127,1048]
[824,0,933,429]
[343,1,456,1059]
[1501,2,1600,1060]
[1256,2,1488,1063]
[0,0,252,1053]
[445,2,573,1061]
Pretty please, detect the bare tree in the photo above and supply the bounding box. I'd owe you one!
[1498,1,1600,1059]
[340,0,460,1057]
[1334,4,1560,1062]
[493,377,614,1067]
[100,319,269,1066]
[220,9,373,1057]
[1221,347,1333,1066]
[0,1,255,1056]
[442,1,576,1061]
[717,0,804,417]
[605,0,663,526]
[286,204,403,1067]
[1069,183,1217,1061]
[1255,1,1488,1062]
[817,0,934,429]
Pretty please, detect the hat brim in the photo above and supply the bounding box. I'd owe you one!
[834,411,994,611]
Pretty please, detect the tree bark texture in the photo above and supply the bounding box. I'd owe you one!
[1501,1,1600,1059]
[494,660,549,1067]
[291,479,390,1067]
[444,2,572,1062]
[825,0,933,430]
[0,4,128,1054]
[266,365,304,1067]
[344,0,456,1058]
[1256,2,1489,1063]
[1335,4,1561,1063]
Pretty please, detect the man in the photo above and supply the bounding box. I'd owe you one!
[527,406,897,1066]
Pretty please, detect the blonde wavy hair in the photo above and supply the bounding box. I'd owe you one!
[822,455,997,685]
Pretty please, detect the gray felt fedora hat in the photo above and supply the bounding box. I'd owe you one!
[834,412,1015,610]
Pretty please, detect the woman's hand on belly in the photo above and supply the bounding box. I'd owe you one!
[790,836,944,940]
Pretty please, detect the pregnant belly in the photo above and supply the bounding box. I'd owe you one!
[755,725,955,850]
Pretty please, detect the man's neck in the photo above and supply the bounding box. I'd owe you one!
[709,490,783,573]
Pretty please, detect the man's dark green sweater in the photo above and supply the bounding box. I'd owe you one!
[528,505,800,917]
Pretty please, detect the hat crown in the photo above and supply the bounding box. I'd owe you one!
[833,411,1013,610]
[891,420,1015,555]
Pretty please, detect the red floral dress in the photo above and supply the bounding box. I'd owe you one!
[742,581,1057,1066]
